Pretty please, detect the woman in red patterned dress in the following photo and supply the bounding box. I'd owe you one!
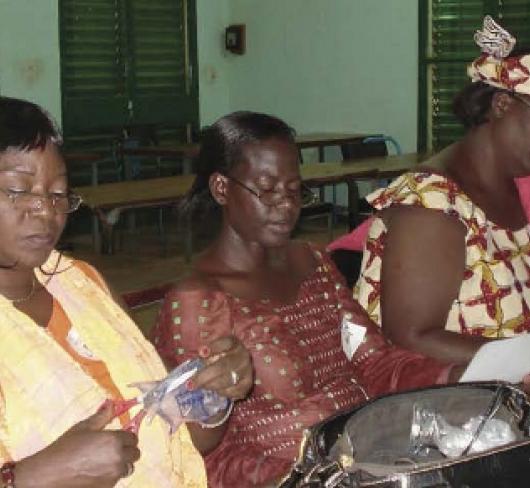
[151,111,464,487]
[353,19,530,365]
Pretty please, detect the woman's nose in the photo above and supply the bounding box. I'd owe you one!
[27,196,55,217]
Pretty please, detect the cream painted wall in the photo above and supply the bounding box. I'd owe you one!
[0,0,419,152]
[0,0,229,129]
[196,0,232,125]
[0,0,61,124]
[225,0,419,153]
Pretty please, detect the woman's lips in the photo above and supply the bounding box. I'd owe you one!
[21,233,56,249]
[267,221,293,234]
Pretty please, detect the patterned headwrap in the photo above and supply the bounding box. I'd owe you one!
[468,16,530,94]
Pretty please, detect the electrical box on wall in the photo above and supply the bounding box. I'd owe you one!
[225,24,246,55]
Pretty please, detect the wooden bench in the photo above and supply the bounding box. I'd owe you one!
[74,153,422,258]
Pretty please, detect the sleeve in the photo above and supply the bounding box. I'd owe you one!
[0,386,10,463]
[367,171,475,229]
[323,250,454,397]
[151,287,232,370]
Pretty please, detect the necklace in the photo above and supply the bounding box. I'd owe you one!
[4,277,37,304]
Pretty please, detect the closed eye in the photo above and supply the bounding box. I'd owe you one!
[287,182,302,192]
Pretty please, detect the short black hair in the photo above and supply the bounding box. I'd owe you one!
[452,81,502,128]
[182,111,296,215]
[0,96,62,153]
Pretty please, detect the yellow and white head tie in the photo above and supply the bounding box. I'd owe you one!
[468,15,530,95]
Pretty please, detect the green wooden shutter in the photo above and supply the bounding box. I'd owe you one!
[419,1,488,152]
[60,0,198,137]
[60,0,129,133]
[419,0,530,152]
[127,0,197,125]
[498,2,530,47]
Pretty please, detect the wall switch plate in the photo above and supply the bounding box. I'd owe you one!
[225,24,246,55]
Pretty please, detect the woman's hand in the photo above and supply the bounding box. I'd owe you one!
[14,402,140,488]
[189,335,254,401]
[184,336,254,455]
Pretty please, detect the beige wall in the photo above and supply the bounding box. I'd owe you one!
[196,0,232,125]
[0,0,419,153]
[0,0,61,124]
[223,0,419,153]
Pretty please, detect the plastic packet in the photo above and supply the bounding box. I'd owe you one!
[410,403,516,458]
[134,358,231,432]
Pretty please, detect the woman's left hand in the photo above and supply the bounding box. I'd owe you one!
[189,335,254,401]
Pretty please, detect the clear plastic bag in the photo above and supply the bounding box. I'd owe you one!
[134,358,231,432]
[410,403,516,458]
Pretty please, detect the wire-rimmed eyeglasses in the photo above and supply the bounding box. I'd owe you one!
[0,188,83,214]
[224,175,318,207]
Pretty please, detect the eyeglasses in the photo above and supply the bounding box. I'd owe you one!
[0,188,83,214]
[225,175,318,207]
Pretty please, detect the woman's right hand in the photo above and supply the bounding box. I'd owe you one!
[192,335,254,401]
[14,401,140,488]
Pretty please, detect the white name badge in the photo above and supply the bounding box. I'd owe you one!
[341,317,367,361]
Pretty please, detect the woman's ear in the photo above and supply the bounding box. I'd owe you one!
[491,91,515,119]
[209,172,228,206]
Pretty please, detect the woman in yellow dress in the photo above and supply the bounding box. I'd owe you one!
[0,96,206,487]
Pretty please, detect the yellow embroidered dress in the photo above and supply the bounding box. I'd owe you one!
[0,251,206,487]
[354,171,530,337]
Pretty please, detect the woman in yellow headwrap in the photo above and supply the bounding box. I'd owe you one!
[351,17,530,365]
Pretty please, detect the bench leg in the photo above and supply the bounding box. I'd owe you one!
[92,214,101,253]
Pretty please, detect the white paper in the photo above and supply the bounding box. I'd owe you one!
[341,317,366,361]
[459,334,530,383]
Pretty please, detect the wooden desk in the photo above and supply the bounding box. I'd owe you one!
[120,143,200,176]
[295,132,370,147]
[75,153,421,256]
[76,175,195,255]
[64,151,116,186]
[301,153,422,227]
[76,175,195,210]
[120,144,200,160]
[296,132,376,203]
[121,135,365,158]
[119,134,370,177]
[300,152,421,181]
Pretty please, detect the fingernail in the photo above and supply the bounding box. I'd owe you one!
[199,346,210,358]
[186,379,194,391]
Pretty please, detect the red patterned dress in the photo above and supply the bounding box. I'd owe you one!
[354,171,530,337]
[152,245,451,487]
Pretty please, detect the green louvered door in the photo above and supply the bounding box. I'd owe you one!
[60,0,128,132]
[419,0,530,152]
[60,0,198,137]
[128,0,195,125]
[498,1,530,47]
